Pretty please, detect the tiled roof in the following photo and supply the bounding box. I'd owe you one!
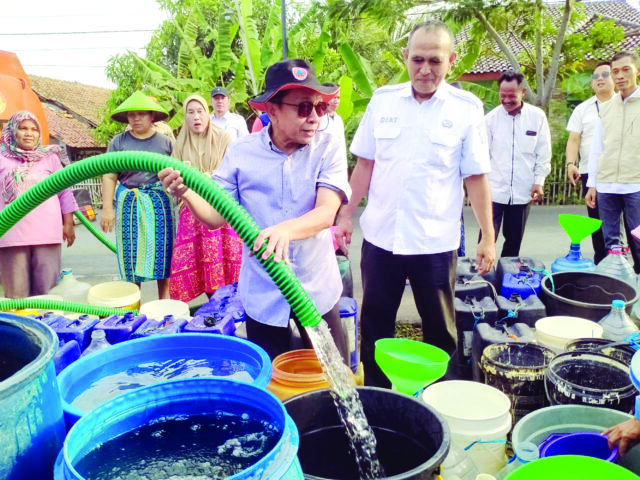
[44,107,104,148]
[460,0,640,74]
[28,75,112,126]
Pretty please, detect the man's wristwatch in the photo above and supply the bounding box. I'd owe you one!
[566,161,576,168]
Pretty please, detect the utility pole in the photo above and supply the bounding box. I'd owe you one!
[281,0,288,58]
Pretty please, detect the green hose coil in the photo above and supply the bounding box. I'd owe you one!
[0,298,136,317]
[0,151,323,327]
[73,211,117,253]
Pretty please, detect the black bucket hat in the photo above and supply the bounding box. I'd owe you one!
[248,59,338,112]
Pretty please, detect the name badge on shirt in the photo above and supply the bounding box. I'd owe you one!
[441,119,453,128]
[525,130,537,136]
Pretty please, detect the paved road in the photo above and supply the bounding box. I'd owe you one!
[20,204,593,324]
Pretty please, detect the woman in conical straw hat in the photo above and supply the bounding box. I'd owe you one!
[100,91,176,298]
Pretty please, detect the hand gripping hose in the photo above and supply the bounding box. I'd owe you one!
[0,151,323,327]
[73,210,117,253]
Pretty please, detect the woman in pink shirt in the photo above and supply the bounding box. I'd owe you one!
[0,111,77,298]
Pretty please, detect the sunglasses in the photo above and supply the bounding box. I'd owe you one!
[591,71,611,80]
[280,101,329,117]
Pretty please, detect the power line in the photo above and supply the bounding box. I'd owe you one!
[11,46,145,52]
[23,64,107,68]
[0,29,155,36]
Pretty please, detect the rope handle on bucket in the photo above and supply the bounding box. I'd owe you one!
[463,439,507,451]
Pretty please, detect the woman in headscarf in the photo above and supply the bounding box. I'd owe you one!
[169,94,242,301]
[100,91,176,299]
[0,111,77,297]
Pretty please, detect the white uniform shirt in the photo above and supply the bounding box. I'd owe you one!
[485,103,552,205]
[587,88,640,194]
[210,111,250,140]
[350,81,490,255]
[566,96,602,175]
[321,113,346,149]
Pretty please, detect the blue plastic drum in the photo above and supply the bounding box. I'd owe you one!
[57,333,272,427]
[54,378,302,480]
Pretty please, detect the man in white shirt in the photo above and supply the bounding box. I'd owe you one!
[565,62,614,264]
[210,87,250,140]
[586,51,640,255]
[335,21,495,388]
[320,82,346,146]
[484,71,551,257]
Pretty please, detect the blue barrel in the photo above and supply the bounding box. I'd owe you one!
[57,333,272,427]
[54,378,303,480]
[0,313,66,480]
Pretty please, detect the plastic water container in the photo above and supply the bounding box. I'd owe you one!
[455,274,493,301]
[94,312,148,344]
[48,268,91,303]
[80,329,111,358]
[139,298,190,320]
[495,293,546,328]
[46,314,100,351]
[595,246,637,287]
[535,316,604,353]
[471,322,535,382]
[339,296,359,372]
[130,314,188,338]
[54,378,302,480]
[266,349,330,401]
[454,296,498,376]
[598,299,639,341]
[565,337,636,366]
[183,313,236,335]
[337,254,354,298]
[54,339,81,375]
[0,313,66,480]
[539,432,618,462]
[551,243,596,273]
[545,351,636,413]
[457,257,499,289]
[481,343,555,425]
[441,443,479,480]
[56,333,272,426]
[422,380,512,475]
[87,281,140,310]
[500,272,541,300]
[496,441,539,480]
[496,257,545,281]
[285,387,450,479]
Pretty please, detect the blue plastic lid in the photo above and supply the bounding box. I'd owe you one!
[612,299,626,309]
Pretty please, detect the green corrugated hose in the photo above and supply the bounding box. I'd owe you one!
[0,151,322,327]
[0,298,136,317]
[73,211,117,253]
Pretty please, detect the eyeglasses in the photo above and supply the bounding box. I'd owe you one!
[279,101,329,118]
[592,71,611,80]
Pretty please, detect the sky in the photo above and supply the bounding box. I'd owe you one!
[1,0,168,89]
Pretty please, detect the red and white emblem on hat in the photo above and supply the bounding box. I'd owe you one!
[292,67,308,81]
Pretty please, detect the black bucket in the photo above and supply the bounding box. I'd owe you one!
[565,338,636,366]
[480,342,555,425]
[541,272,637,322]
[284,387,450,480]
[545,351,637,414]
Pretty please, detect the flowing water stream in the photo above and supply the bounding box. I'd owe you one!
[306,321,384,479]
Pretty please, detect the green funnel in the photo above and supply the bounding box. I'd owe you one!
[375,338,449,395]
[558,214,602,244]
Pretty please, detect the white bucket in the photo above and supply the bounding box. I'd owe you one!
[87,282,140,310]
[422,380,511,475]
[139,299,190,320]
[535,316,604,353]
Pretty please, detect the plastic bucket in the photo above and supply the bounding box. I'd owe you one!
[503,455,638,480]
[266,349,330,401]
[545,351,636,414]
[87,281,140,310]
[0,313,66,480]
[284,387,450,480]
[541,271,637,322]
[421,380,511,474]
[54,378,302,480]
[512,405,640,474]
[539,432,618,462]
[535,316,603,353]
[57,333,272,427]
[566,337,636,366]
[139,298,190,320]
[480,342,555,425]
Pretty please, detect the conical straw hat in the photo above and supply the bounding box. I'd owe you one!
[111,91,169,123]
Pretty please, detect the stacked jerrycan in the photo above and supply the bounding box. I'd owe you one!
[551,214,600,273]
[48,269,92,303]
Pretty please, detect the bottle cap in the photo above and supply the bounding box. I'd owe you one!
[613,299,626,309]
